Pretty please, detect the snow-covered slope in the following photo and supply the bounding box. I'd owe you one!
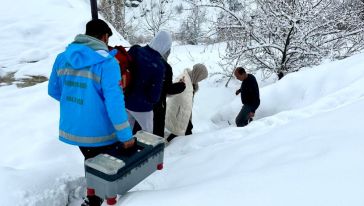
[0,0,127,78]
[212,52,364,126]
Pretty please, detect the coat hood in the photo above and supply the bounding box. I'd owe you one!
[148,31,172,57]
[63,34,115,69]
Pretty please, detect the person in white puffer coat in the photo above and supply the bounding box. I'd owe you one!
[165,63,208,142]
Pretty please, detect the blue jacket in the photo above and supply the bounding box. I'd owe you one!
[125,45,165,112]
[48,34,132,147]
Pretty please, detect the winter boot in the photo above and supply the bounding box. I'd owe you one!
[81,195,103,206]
[248,118,253,124]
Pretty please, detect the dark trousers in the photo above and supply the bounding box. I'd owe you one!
[185,120,193,135]
[132,122,142,135]
[167,120,193,142]
[153,103,166,137]
[79,142,136,161]
[235,105,253,127]
[79,142,119,160]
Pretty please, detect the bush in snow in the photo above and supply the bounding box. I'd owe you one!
[138,0,174,36]
[99,0,144,36]
[199,0,364,79]
[177,1,207,45]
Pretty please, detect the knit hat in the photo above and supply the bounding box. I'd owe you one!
[188,63,208,92]
[149,31,172,57]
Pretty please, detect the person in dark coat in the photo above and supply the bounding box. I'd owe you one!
[125,31,170,133]
[132,47,186,137]
[234,67,260,127]
[153,59,186,137]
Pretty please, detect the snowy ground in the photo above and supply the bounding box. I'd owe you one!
[1,0,364,206]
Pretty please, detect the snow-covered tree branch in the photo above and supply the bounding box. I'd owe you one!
[198,0,364,79]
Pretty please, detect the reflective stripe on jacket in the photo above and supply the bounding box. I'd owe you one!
[48,36,132,147]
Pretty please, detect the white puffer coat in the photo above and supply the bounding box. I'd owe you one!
[165,69,194,135]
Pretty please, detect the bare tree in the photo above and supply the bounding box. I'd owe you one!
[195,0,364,80]
[329,0,364,59]
[99,0,144,36]
[139,0,174,36]
[178,0,207,45]
[99,0,125,34]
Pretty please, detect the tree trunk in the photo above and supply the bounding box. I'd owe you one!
[90,0,98,19]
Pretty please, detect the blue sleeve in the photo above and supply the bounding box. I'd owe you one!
[101,59,132,142]
[48,55,62,101]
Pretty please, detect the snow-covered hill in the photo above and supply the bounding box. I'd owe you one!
[0,0,127,78]
[1,0,364,206]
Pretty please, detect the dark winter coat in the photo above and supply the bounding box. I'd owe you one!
[125,45,166,112]
[153,60,186,137]
[240,74,260,112]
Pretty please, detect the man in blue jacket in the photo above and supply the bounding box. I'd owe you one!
[48,19,134,206]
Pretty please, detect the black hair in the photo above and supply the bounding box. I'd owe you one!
[235,67,246,75]
[85,19,113,39]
